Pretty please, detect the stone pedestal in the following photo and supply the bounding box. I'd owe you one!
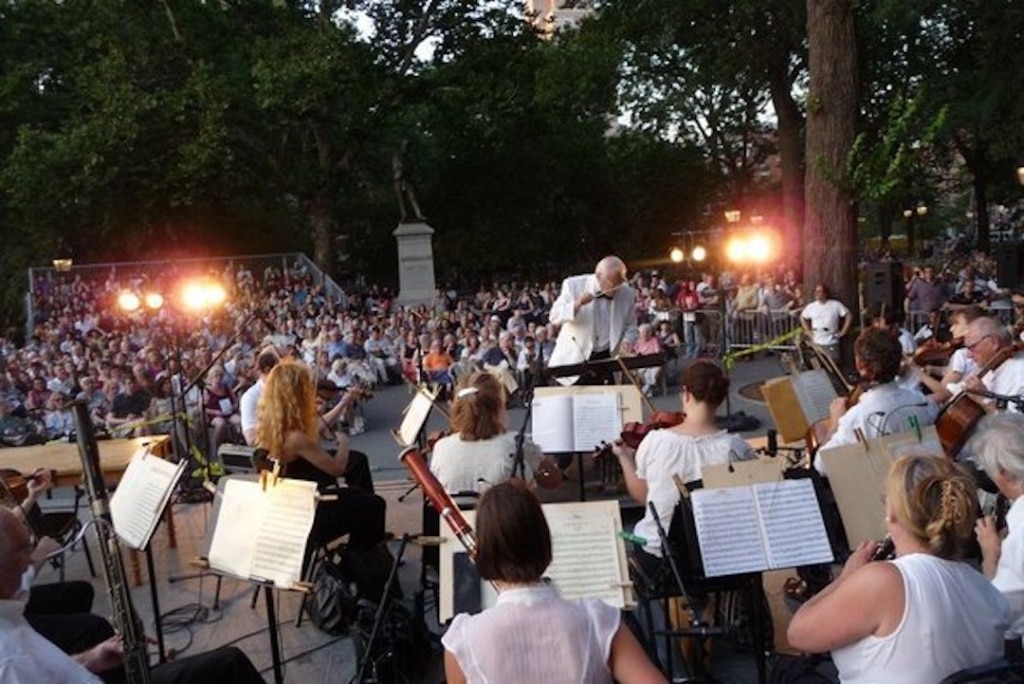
[393,221,436,305]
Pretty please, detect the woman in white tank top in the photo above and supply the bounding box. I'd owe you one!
[787,454,1009,684]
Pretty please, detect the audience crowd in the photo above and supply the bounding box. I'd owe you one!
[0,249,1017,453]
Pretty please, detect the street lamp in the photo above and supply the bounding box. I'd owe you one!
[691,245,707,262]
[669,247,684,264]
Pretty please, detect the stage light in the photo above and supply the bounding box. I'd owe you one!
[118,291,141,312]
[748,234,773,263]
[52,258,73,272]
[181,280,227,311]
[670,247,684,263]
[725,236,748,263]
[691,245,707,262]
[1017,165,1024,187]
[144,292,164,310]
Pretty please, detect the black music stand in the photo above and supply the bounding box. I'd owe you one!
[547,355,665,500]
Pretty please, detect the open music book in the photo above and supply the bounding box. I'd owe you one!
[439,500,632,622]
[761,369,838,443]
[691,479,834,577]
[531,391,623,453]
[110,447,187,551]
[207,477,318,589]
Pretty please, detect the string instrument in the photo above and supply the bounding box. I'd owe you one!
[912,338,963,370]
[936,344,1020,457]
[0,468,31,506]
[800,335,865,457]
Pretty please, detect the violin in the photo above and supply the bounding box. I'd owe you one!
[617,411,686,450]
[0,468,30,505]
[912,338,963,369]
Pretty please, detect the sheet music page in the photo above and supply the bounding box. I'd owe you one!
[208,479,263,580]
[543,501,630,608]
[752,479,834,569]
[793,370,838,424]
[691,486,767,577]
[249,478,317,588]
[570,392,622,452]
[110,449,186,550]
[396,390,435,447]
[531,394,575,453]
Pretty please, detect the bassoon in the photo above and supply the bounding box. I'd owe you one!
[71,401,152,683]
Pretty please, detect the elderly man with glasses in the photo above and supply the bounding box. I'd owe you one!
[962,316,1024,414]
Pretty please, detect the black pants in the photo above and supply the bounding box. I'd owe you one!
[312,487,387,553]
[343,449,375,494]
[25,581,115,655]
[100,646,264,684]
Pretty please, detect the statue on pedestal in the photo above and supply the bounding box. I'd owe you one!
[392,139,424,223]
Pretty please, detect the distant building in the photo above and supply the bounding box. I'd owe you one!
[525,0,595,35]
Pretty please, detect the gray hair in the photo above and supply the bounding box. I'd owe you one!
[969,316,1011,345]
[969,413,1024,485]
[595,256,628,284]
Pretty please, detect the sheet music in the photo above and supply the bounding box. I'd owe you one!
[208,478,317,588]
[570,393,621,451]
[395,390,435,447]
[792,370,838,424]
[691,487,767,577]
[544,501,629,608]
[753,480,834,568]
[250,479,318,587]
[531,394,575,453]
[110,448,186,550]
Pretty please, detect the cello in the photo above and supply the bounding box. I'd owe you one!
[935,343,1019,457]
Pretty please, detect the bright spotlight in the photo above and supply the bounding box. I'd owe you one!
[181,282,208,311]
[118,291,141,312]
[144,292,164,310]
[181,280,227,311]
[748,234,773,263]
[691,245,707,262]
[670,247,684,263]
[206,283,227,306]
[725,237,748,263]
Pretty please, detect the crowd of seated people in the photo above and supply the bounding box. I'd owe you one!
[4,250,1019,454]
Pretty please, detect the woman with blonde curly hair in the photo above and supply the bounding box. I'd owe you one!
[787,454,1009,683]
[256,360,385,551]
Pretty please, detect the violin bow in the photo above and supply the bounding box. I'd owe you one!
[615,355,658,416]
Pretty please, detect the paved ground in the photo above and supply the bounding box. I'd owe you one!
[37,355,792,682]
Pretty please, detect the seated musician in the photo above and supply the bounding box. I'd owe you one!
[917,305,982,404]
[787,454,1009,683]
[441,480,665,684]
[430,372,544,495]
[0,507,265,683]
[972,413,1024,631]
[4,469,112,656]
[815,328,937,477]
[962,315,1024,414]
[612,359,757,570]
[255,360,386,553]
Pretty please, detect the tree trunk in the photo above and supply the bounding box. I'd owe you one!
[769,65,805,271]
[310,191,335,274]
[804,0,859,312]
[974,166,991,256]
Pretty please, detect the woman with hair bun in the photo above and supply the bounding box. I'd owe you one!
[429,371,543,494]
[613,359,757,566]
[787,454,1009,683]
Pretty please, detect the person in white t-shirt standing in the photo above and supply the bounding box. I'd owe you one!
[800,283,853,361]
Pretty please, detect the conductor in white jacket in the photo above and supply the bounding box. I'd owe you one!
[548,256,638,385]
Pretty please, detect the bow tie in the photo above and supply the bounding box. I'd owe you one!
[595,291,612,300]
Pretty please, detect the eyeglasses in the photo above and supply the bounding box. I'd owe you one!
[966,335,992,352]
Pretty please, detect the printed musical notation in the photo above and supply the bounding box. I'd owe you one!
[692,479,833,577]
[208,478,317,588]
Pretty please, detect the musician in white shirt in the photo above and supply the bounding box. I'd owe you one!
[963,316,1024,414]
[816,329,937,477]
[972,414,1024,633]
